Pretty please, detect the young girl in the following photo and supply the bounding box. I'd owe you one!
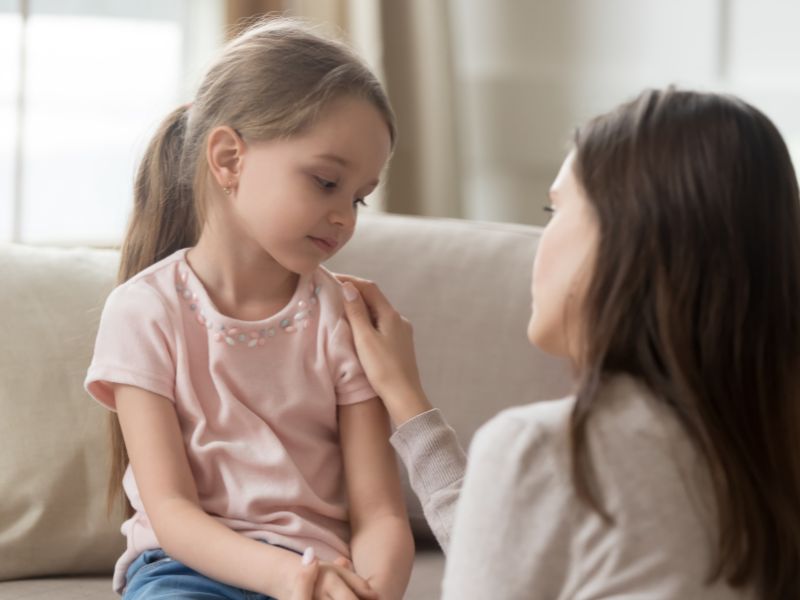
[85,19,413,600]
[334,88,800,598]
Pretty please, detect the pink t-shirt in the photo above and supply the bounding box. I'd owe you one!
[85,248,375,593]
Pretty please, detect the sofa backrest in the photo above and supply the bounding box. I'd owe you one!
[0,214,571,580]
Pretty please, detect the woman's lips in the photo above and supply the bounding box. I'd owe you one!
[309,236,338,253]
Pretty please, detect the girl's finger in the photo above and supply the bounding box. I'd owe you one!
[334,568,379,599]
[332,556,355,571]
[289,559,319,600]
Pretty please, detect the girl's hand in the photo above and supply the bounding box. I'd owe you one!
[288,548,377,600]
[337,275,432,426]
[314,561,378,600]
[289,553,319,600]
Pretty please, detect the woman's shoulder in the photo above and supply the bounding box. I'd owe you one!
[472,375,686,469]
[469,396,577,477]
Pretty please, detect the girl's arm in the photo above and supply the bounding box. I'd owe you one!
[339,397,415,600]
[337,275,468,551]
[115,384,376,600]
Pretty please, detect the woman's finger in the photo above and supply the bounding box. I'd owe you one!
[336,275,396,317]
[340,282,377,331]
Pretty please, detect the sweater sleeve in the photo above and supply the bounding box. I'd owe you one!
[441,409,574,599]
[389,409,467,553]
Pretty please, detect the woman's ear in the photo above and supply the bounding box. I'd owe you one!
[206,126,244,194]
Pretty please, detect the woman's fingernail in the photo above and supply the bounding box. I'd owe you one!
[342,282,358,302]
[302,547,315,566]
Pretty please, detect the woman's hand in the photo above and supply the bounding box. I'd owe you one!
[289,551,377,600]
[337,275,432,426]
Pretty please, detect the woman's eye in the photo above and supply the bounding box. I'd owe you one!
[543,205,556,214]
[314,176,337,190]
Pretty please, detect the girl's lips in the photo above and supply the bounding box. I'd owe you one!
[309,236,338,253]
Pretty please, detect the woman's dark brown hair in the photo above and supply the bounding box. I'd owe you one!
[570,88,800,598]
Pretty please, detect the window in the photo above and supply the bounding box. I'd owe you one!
[1,0,224,245]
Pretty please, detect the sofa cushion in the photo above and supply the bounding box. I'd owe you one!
[0,244,125,581]
[0,214,572,585]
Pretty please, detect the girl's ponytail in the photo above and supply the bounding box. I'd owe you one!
[118,104,199,283]
[108,104,198,515]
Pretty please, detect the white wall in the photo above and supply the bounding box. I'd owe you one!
[451,0,800,225]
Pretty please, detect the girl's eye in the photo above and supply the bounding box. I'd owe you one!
[354,198,368,208]
[315,176,337,190]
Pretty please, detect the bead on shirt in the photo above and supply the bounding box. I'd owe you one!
[175,269,320,348]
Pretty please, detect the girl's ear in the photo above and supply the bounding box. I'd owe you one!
[206,126,244,194]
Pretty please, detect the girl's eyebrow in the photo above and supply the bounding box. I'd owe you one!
[314,153,349,167]
[314,153,380,188]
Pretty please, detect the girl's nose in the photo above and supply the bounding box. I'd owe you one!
[329,200,357,229]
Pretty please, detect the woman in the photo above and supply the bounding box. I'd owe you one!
[303,88,800,598]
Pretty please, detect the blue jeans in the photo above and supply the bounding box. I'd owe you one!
[123,548,278,600]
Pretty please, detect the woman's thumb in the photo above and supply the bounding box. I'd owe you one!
[341,282,370,326]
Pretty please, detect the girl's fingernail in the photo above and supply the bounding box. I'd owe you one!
[302,547,315,566]
[342,282,358,302]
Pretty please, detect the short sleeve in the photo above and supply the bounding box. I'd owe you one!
[328,317,376,406]
[84,282,176,410]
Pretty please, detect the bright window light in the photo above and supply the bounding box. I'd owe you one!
[3,0,223,246]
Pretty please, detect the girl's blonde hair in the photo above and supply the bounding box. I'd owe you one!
[109,17,395,514]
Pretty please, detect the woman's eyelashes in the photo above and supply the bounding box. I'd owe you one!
[313,175,369,208]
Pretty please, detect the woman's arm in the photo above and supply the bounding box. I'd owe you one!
[440,410,573,599]
[389,408,466,553]
[339,397,415,600]
[115,384,376,600]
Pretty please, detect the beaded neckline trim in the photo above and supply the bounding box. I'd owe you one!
[175,267,320,347]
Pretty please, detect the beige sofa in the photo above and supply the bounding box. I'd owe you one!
[0,214,571,599]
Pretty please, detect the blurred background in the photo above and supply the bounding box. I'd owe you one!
[2,0,800,246]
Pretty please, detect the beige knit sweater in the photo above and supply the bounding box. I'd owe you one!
[390,376,755,599]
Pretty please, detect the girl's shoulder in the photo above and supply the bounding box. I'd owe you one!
[103,248,188,324]
[311,265,347,320]
[114,248,188,293]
